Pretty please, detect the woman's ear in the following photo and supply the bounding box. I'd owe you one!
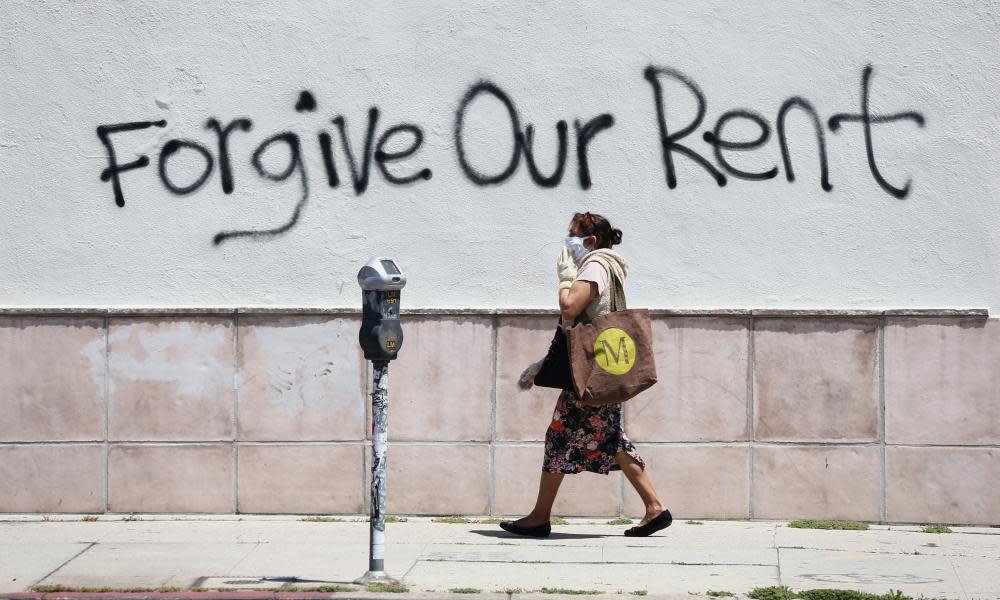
[584,235,598,250]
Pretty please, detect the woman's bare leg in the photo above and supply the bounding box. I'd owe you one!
[615,451,665,525]
[515,471,565,526]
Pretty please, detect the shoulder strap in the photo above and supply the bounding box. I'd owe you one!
[609,269,626,311]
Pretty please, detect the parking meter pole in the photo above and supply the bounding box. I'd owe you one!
[355,360,398,585]
[355,257,405,586]
[368,360,389,573]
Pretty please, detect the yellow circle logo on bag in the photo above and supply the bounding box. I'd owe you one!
[594,327,637,375]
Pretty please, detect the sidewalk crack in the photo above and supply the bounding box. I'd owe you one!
[410,559,776,567]
[31,541,97,588]
[400,546,426,582]
[945,554,969,600]
[773,524,782,587]
[226,541,261,574]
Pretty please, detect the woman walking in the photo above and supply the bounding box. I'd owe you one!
[500,212,672,538]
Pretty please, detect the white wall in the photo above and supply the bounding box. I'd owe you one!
[1,1,998,310]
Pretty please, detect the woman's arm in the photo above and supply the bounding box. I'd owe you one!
[559,280,598,323]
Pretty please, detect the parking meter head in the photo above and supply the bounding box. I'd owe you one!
[358,257,405,362]
[358,258,407,291]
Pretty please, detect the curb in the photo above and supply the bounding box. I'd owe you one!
[0,593,730,600]
[1,594,339,600]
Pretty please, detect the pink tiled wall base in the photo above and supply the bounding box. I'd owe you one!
[0,312,997,525]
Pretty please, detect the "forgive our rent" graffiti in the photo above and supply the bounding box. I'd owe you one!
[96,64,925,245]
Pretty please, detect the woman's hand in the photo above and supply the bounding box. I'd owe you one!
[518,359,544,390]
[556,247,578,291]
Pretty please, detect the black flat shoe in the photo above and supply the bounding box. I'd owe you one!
[623,509,673,537]
[499,520,552,538]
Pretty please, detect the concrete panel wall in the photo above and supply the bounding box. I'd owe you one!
[0,309,996,526]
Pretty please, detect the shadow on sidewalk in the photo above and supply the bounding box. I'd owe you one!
[470,529,608,540]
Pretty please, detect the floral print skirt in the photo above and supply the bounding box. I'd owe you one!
[542,388,645,474]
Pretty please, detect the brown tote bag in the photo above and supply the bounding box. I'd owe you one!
[566,259,657,406]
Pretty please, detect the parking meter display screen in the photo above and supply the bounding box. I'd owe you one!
[381,260,400,275]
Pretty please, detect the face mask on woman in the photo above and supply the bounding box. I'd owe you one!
[564,236,590,265]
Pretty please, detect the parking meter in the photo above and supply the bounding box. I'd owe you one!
[355,257,405,585]
[358,258,406,362]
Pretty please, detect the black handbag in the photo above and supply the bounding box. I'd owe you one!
[532,322,573,390]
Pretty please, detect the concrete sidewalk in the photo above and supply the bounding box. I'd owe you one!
[1,515,998,600]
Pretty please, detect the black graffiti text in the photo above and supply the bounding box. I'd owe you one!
[454,80,615,190]
[96,92,433,245]
[96,64,928,245]
[644,64,925,197]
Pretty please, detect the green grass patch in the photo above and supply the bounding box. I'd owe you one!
[283,584,357,592]
[550,517,570,525]
[433,516,473,524]
[798,590,909,600]
[748,586,912,600]
[630,591,648,596]
[707,592,735,597]
[367,582,409,593]
[476,518,502,524]
[312,584,357,592]
[541,588,600,595]
[512,560,551,564]
[923,525,952,534]
[450,587,482,594]
[385,515,408,523]
[498,587,524,595]
[749,587,796,600]
[300,516,345,522]
[685,520,704,525]
[607,518,633,525]
[787,519,869,530]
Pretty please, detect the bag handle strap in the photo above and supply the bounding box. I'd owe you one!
[610,268,627,312]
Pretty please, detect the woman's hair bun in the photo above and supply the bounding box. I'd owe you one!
[570,212,623,249]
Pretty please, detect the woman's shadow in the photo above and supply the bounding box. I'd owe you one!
[470,529,608,540]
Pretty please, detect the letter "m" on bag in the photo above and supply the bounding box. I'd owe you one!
[567,309,657,406]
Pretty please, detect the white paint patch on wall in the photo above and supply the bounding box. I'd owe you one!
[107,322,228,397]
[0,1,997,311]
[238,319,365,421]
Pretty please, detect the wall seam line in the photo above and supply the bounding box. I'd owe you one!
[11,440,997,448]
[359,444,366,516]
[233,313,240,514]
[747,315,755,520]
[0,307,988,318]
[489,314,498,517]
[879,316,887,524]
[103,316,110,513]
[363,358,370,518]
[620,358,627,518]
[619,452,626,517]
[359,326,368,516]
